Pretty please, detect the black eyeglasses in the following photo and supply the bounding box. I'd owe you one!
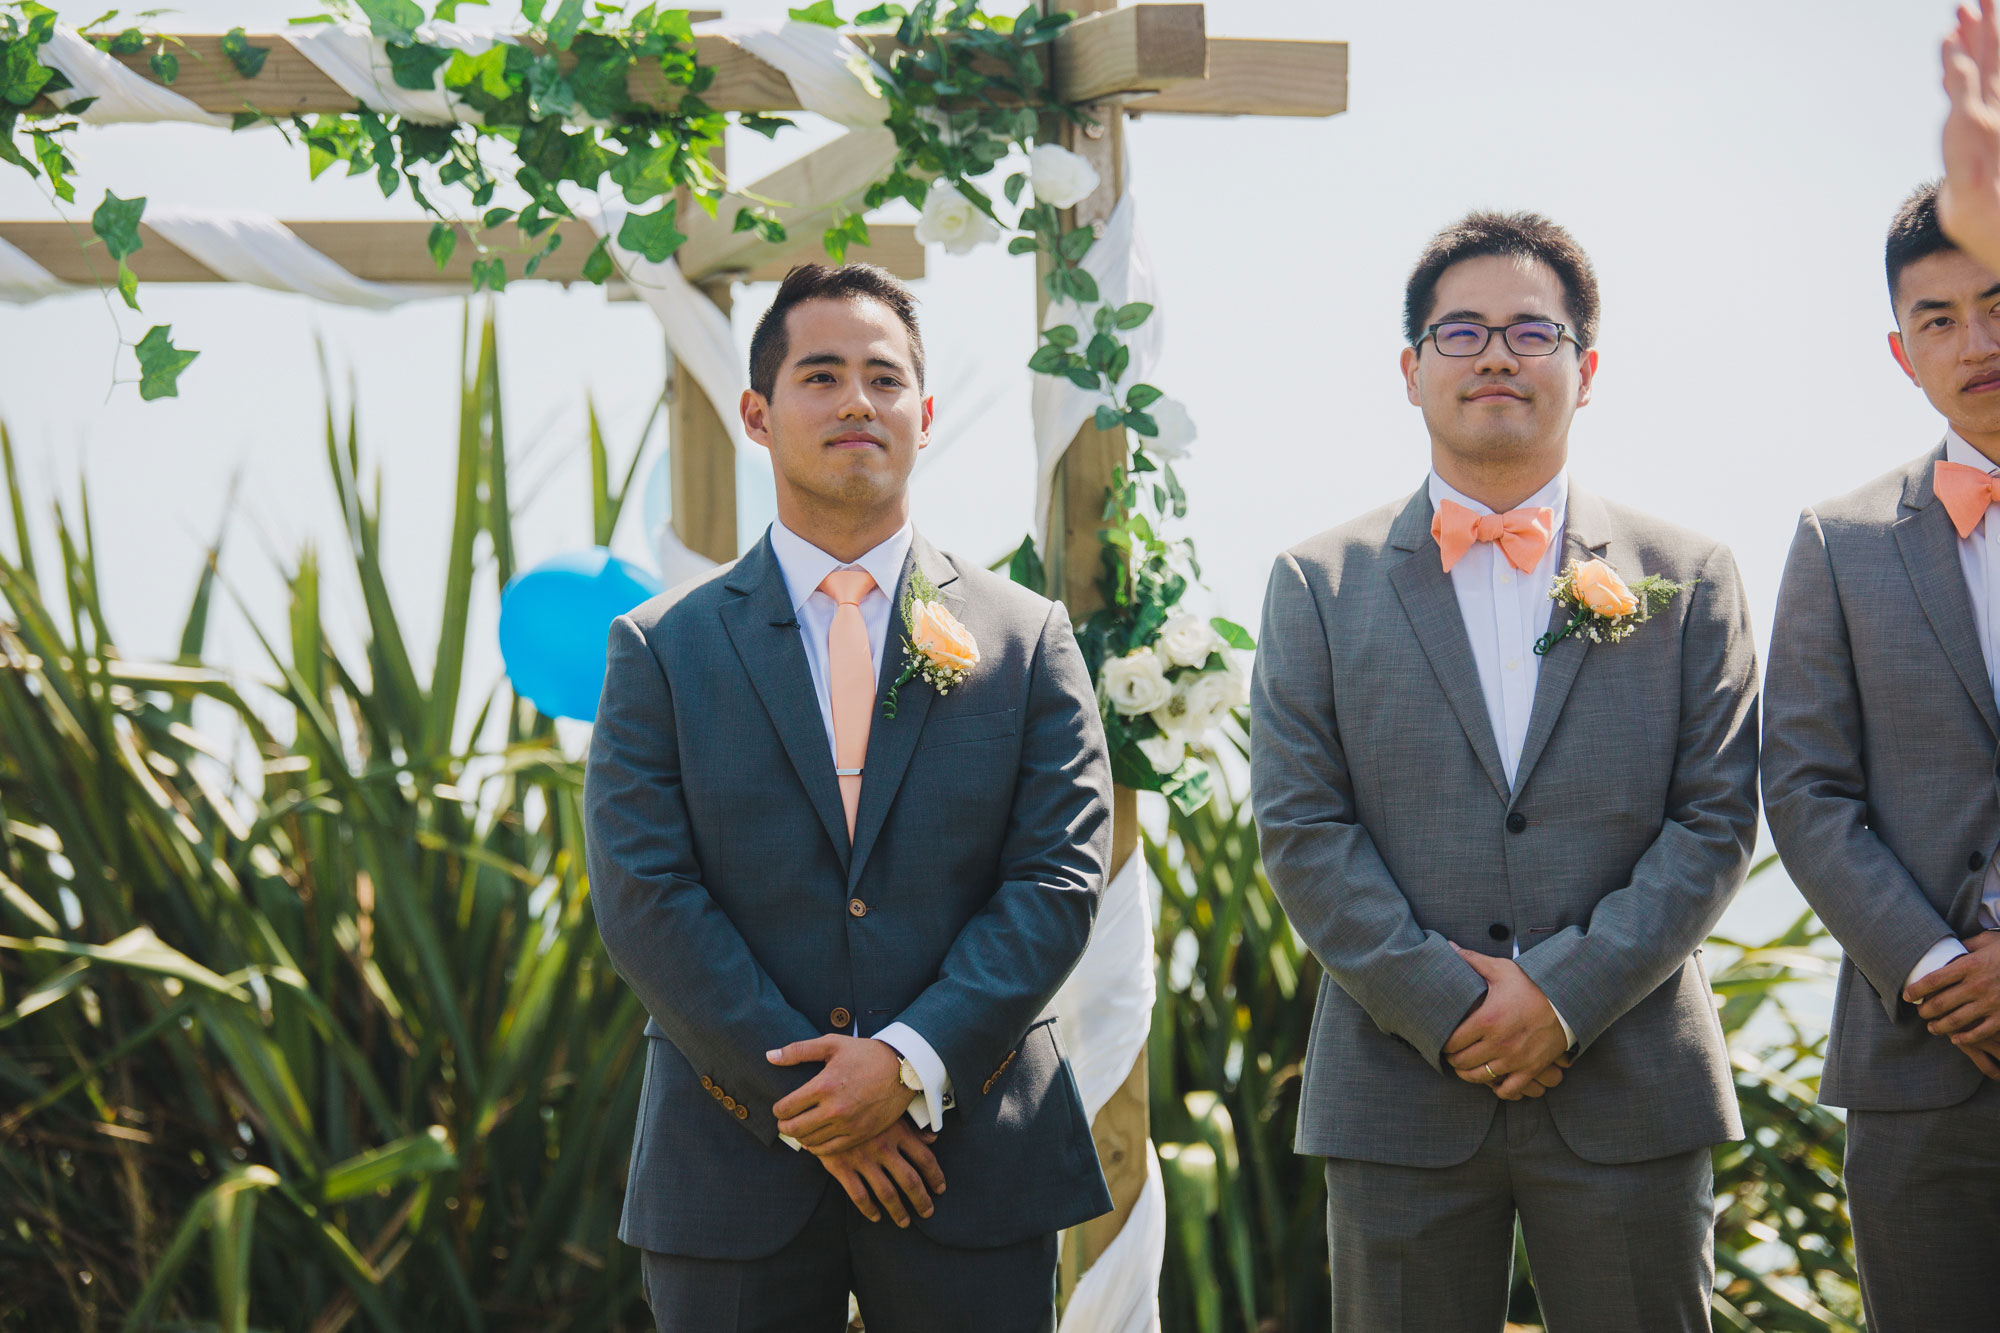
[1422,321,1578,357]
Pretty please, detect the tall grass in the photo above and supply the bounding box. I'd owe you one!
[0,310,654,1331]
[1148,731,1860,1333]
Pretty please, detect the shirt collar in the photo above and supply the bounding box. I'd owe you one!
[768,519,914,614]
[1944,429,2000,475]
[1426,467,1569,529]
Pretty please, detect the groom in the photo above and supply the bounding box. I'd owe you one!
[585,263,1113,1331]
[1251,212,1759,1330]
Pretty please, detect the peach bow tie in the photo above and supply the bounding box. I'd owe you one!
[820,568,878,840]
[1935,460,2000,539]
[1431,498,1556,574]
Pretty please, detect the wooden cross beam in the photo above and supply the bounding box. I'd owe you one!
[44,8,1345,119]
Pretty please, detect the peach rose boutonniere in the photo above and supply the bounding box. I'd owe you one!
[1534,557,1689,656]
[884,568,979,718]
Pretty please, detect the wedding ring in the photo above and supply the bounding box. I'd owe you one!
[1483,1062,1498,1083]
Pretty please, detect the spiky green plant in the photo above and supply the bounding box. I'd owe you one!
[0,308,657,1331]
[1150,738,1860,1333]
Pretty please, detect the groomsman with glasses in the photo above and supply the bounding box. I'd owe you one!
[1764,181,2000,1331]
[1251,211,1759,1331]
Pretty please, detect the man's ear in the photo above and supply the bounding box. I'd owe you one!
[1575,347,1600,408]
[919,393,934,447]
[1399,345,1422,407]
[741,388,775,448]
[1888,330,1922,386]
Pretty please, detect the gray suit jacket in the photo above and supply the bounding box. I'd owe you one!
[585,529,1114,1260]
[1251,482,1758,1168]
[1762,445,1997,1112]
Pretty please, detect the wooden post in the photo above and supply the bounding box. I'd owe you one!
[1046,0,1151,1307]
[670,137,740,565]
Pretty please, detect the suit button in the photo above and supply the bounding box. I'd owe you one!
[1506,812,1528,834]
[830,1007,852,1029]
[700,1075,713,1090]
[710,1086,723,1101]
[722,1096,737,1111]
[735,1105,748,1121]
[1489,923,1511,942]
[849,899,868,917]
[1972,851,1987,871]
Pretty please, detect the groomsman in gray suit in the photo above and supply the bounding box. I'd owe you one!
[1251,212,1759,1331]
[585,263,1113,1331]
[1763,181,2000,1331]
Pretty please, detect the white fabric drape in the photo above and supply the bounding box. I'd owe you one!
[695,18,891,128]
[39,26,231,127]
[286,20,512,126]
[1032,188,1162,550]
[1058,1147,1166,1333]
[0,234,69,304]
[145,209,424,309]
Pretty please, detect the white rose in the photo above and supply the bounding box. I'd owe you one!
[915,184,1001,255]
[1144,396,1197,460]
[1101,647,1173,716]
[1156,610,1221,669]
[1028,143,1101,210]
[1153,656,1247,740]
[1137,734,1185,776]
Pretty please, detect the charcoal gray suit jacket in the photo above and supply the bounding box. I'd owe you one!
[1763,445,1999,1111]
[585,529,1113,1260]
[1251,482,1758,1168]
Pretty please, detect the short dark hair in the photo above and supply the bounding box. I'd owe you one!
[1886,180,1956,312]
[747,263,925,399]
[1403,211,1600,351]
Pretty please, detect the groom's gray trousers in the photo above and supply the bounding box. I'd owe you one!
[641,1179,1058,1332]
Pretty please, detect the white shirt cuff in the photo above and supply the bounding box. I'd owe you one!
[874,1022,953,1131]
[1907,934,1971,992]
[779,1131,801,1151]
[1548,998,1577,1052]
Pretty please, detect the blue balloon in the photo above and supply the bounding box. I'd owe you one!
[498,547,663,722]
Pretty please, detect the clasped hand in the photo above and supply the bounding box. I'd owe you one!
[1905,929,2000,1079]
[768,1035,945,1227]
[1442,944,1571,1100]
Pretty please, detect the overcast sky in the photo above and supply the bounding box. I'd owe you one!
[0,0,1964,943]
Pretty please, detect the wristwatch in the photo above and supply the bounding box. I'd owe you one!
[897,1057,924,1094]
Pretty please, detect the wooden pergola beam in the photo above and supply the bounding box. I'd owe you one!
[1124,37,1347,117]
[0,218,923,287]
[41,11,1334,120]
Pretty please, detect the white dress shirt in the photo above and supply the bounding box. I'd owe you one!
[1427,470,1578,1050]
[1904,434,2000,990]
[767,519,954,1137]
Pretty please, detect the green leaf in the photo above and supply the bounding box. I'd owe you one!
[1124,410,1157,437]
[482,207,516,228]
[442,45,512,106]
[581,235,614,283]
[788,1,844,26]
[470,256,507,291]
[427,222,456,271]
[1065,365,1100,391]
[318,1126,456,1203]
[356,0,425,45]
[1106,342,1130,383]
[1026,345,1065,374]
[546,0,587,49]
[1066,268,1099,303]
[92,189,146,262]
[1125,382,1163,410]
[617,202,686,263]
[385,41,450,91]
[220,27,269,78]
[1114,301,1154,329]
[1059,225,1094,261]
[1043,324,1078,349]
[1093,404,1122,431]
[108,27,148,56]
[1209,617,1256,650]
[854,2,906,21]
[525,52,574,116]
[115,260,139,310]
[1003,171,1027,205]
[1093,304,1115,334]
[1006,235,1039,256]
[135,325,198,400]
[1006,535,1045,595]
[30,130,73,202]
[0,37,55,106]
[148,48,178,84]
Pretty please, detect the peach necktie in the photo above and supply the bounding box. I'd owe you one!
[1431,497,1556,575]
[1935,460,2000,539]
[819,568,877,840]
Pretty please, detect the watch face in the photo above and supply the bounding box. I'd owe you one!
[899,1060,923,1092]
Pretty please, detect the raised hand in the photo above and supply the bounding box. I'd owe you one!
[1907,929,2000,1047]
[817,1118,948,1228]
[1941,0,2000,273]
[769,1035,916,1154]
[1443,944,1571,1101]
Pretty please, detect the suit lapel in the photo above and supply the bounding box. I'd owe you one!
[847,532,960,889]
[716,535,853,869]
[1507,487,1611,805]
[1387,487,1511,802]
[1895,444,2000,739]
